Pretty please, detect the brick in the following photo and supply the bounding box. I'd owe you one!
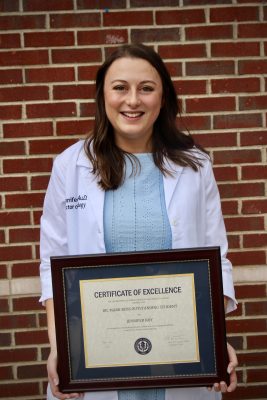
[243,233,267,248]
[156,8,205,24]
[3,121,53,138]
[159,44,206,59]
[165,62,183,78]
[39,314,48,328]
[184,0,231,3]
[26,67,75,83]
[77,0,126,8]
[239,59,267,74]
[0,33,21,49]
[78,29,128,45]
[50,12,100,28]
[53,84,95,100]
[214,113,262,129]
[186,25,233,41]
[242,199,267,214]
[0,332,11,346]
[33,210,42,225]
[0,264,8,279]
[239,23,267,38]
[0,229,6,243]
[211,42,260,57]
[13,296,42,312]
[0,245,32,261]
[211,77,260,93]
[15,330,47,345]
[52,48,101,64]
[78,65,100,81]
[213,166,238,181]
[26,102,77,118]
[0,315,36,331]
[17,363,47,379]
[131,28,180,43]
[210,6,259,22]
[239,95,267,111]
[235,284,266,299]
[0,211,31,227]
[194,132,237,148]
[0,69,22,85]
[237,351,267,366]
[173,80,206,95]
[103,11,153,26]
[247,335,267,349]
[240,131,267,146]
[56,120,93,136]
[226,335,244,351]
[222,386,267,400]
[0,366,13,380]
[221,200,239,215]
[225,216,264,232]
[245,301,267,316]
[213,149,261,165]
[186,97,235,113]
[0,49,49,66]
[5,193,44,209]
[226,319,267,334]
[132,0,179,5]
[12,261,39,278]
[186,61,234,76]
[3,158,52,174]
[0,383,39,397]
[247,369,267,383]
[218,182,264,198]
[0,105,21,120]
[80,102,96,117]
[0,15,45,30]
[31,175,50,190]
[23,0,73,11]
[227,234,240,249]
[176,115,211,131]
[0,298,9,313]
[9,227,40,243]
[0,86,49,102]
[242,165,267,180]
[24,31,74,48]
[0,141,25,156]
[29,138,76,155]
[228,250,266,266]
[0,0,19,11]
[0,177,27,192]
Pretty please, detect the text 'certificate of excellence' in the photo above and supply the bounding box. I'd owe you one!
[80,274,200,369]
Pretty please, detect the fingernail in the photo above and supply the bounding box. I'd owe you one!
[227,366,232,374]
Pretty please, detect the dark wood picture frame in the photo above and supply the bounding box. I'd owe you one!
[51,247,229,393]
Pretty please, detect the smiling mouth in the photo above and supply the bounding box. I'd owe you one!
[121,111,144,119]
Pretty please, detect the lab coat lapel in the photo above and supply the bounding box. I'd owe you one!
[76,146,105,230]
[163,158,184,210]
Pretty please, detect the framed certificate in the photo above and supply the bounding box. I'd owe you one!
[51,247,229,393]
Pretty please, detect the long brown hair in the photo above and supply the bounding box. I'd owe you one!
[85,43,205,190]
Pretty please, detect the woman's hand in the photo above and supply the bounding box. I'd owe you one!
[209,342,238,393]
[47,350,83,399]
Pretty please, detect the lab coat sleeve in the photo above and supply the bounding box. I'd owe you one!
[39,155,67,303]
[203,159,237,314]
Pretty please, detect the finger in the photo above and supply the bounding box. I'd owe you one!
[227,369,238,392]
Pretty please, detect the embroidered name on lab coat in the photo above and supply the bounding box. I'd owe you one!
[65,195,87,210]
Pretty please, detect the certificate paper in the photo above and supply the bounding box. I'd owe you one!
[80,274,199,368]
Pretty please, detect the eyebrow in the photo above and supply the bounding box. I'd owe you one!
[110,79,157,85]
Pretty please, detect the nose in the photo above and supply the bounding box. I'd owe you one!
[125,89,141,107]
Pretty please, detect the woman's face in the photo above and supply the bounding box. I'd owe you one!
[103,57,163,153]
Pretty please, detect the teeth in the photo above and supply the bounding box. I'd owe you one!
[122,112,143,118]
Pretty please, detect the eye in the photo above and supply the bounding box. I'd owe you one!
[113,85,126,91]
[141,86,154,92]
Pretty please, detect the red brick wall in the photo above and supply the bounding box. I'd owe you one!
[0,1,266,399]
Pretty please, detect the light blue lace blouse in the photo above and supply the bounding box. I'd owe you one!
[104,153,172,400]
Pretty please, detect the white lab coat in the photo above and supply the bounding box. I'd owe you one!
[40,140,237,400]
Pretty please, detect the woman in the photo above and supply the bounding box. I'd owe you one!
[40,43,238,400]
